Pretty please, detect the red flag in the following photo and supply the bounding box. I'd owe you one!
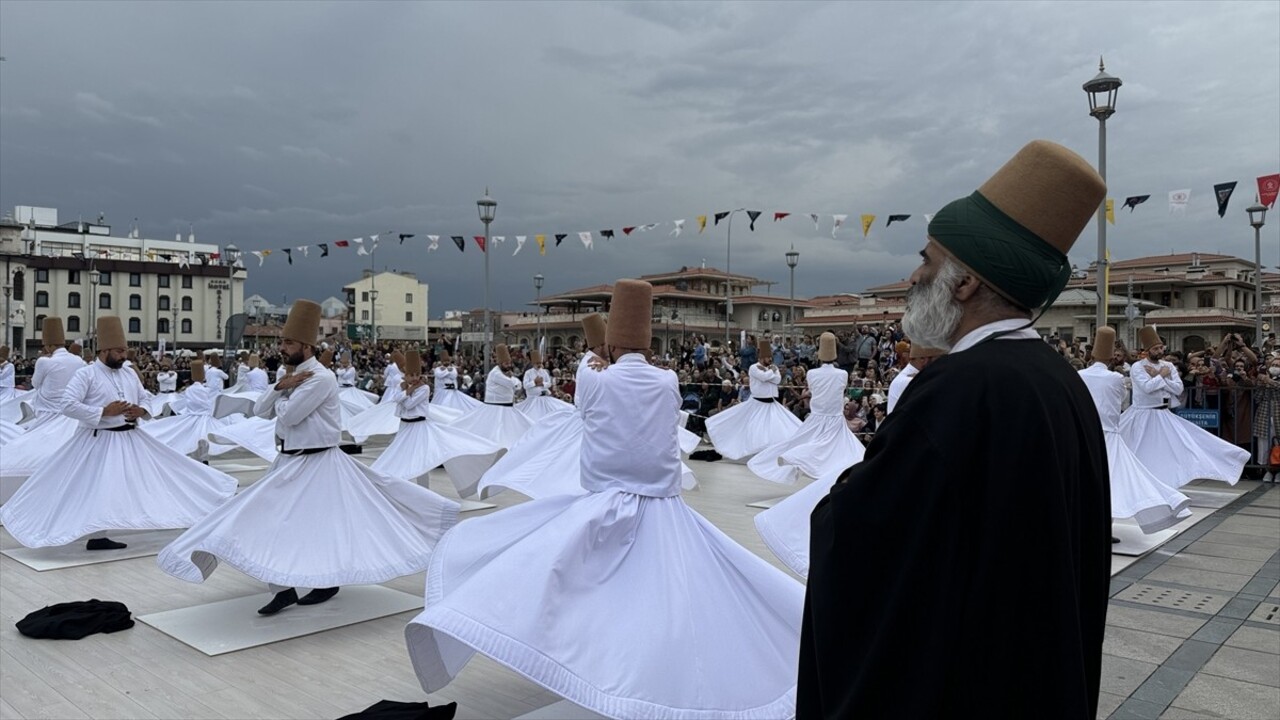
[623,226,636,235]
[474,235,486,252]
[1259,174,1280,209]
[334,240,350,248]
[773,212,790,222]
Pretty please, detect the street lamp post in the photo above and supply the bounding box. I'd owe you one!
[369,289,379,348]
[477,189,497,373]
[1247,201,1269,349]
[1084,58,1122,333]
[785,247,799,344]
[723,208,746,352]
[534,273,544,352]
[89,270,101,354]
[2,275,11,350]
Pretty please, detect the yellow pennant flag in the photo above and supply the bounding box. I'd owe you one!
[145,250,156,260]
[1105,198,1115,225]
[861,214,875,237]
[535,234,546,255]
[697,215,707,233]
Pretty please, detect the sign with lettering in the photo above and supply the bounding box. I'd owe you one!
[1173,408,1219,429]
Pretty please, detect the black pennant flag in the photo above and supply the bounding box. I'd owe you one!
[747,210,761,230]
[1213,181,1237,218]
[601,229,615,241]
[282,248,293,265]
[398,233,414,244]
[555,233,567,247]
[713,211,730,226]
[451,236,465,252]
[886,214,911,226]
[1123,195,1150,212]
[319,243,329,257]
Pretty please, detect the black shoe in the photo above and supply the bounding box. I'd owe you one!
[86,538,127,550]
[1112,536,1121,544]
[257,588,298,615]
[296,587,340,606]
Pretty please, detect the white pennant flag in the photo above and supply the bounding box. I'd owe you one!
[640,223,659,232]
[296,245,309,257]
[1169,189,1191,213]
[252,251,266,266]
[427,234,440,251]
[493,235,506,244]
[670,219,685,237]
[832,214,848,239]
[178,251,191,268]
[370,234,379,251]
[923,213,936,224]
[809,213,820,231]
[578,231,594,249]
[514,235,526,256]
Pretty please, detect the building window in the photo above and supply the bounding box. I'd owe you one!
[181,319,192,334]
[181,275,193,289]
[1198,291,1216,308]
[34,314,45,336]
[159,296,170,311]
[361,310,369,321]
[362,291,369,302]
[405,293,413,303]
[11,271,22,301]
[158,275,170,288]
[129,294,142,310]
[36,268,49,283]
[99,271,111,286]
[128,318,141,334]
[129,272,142,287]
[405,311,413,322]
[158,318,170,334]
[181,296,192,311]
[35,290,49,307]
[68,292,81,308]
[99,293,112,309]
[68,270,81,284]
[67,316,80,332]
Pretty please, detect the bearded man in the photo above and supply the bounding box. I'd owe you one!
[799,141,1111,718]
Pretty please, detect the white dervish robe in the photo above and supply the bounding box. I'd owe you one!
[0,360,237,547]
[748,362,865,485]
[1079,362,1189,533]
[433,366,458,392]
[157,371,178,393]
[141,381,241,458]
[336,366,358,387]
[705,362,802,460]
[275,366,287,383]
[159,354,460,588]
[1119,357,1249,487]
[28,348,85,423]
[0,360,16,403]
[406,353,803,718]
[484,367,521,404]
[205,366,228,392]
[379,363,405,404]
[522,367,551,397]
[515,366,571,420]
[243,367,270,393]
[886,364,917,414]
[1,349,84,483]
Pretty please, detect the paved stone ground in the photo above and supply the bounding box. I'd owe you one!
[1102,484,1279,720]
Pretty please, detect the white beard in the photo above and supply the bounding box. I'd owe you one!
[901,258,964,351]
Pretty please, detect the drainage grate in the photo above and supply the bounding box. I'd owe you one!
[1247,603,1280,625]
[1115,583,1228,615]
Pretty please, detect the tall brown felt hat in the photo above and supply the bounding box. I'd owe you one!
[818,332,838,362]
[319,349,334,368]
[494,344,511,366]
[440,349,451,363]
[126,348,137,361]
[1092,327,1116,361]
[405,350,422,376]
[97,316,127,351]
[0,346,9,362]
[583,313,607,349]
[190,360,206,382]
[530,349,542,365]
[249,354,260,368]
[162,357,172,368]
[606,280,652,350]
[910,344,947,360]
[758,339,772,362]
[282,299,322,345]
[42,316,65,346]
[1139,325,1162,351]
[391,350,406,368]
[208,352,222,367]
[928,140,1106,311]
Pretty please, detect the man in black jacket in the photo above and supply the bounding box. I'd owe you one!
[799,140,1111,719]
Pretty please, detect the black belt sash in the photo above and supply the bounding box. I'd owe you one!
[94,423,136,436]
[401,416,426,424]
[444,384,456,390]
[753,396,777,404]
[486,401,514,407]
[277,438,334,456]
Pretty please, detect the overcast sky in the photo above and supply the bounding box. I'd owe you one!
[2,1,1277,315]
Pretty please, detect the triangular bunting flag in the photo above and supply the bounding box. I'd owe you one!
[697,215,708,233]
[451,236,465,252]
[1169,189,1191,213]
[1123,195,1150,212]
[623,226,636,235]
[1258,173,1280,208]
[832,214,847,239]
[640,223,658,231]
[886,214,910,226]
[671,220,685,237]
[297,245,309,257]
[492,235,506,244]
[579,231,593,249]
[774,212,790,222]
[251,251,267,266]
[600,229,615,241]
[1214,181,1237,218]
[747,210,761,230]
[178,252,191,269]
[860,214,875,237]
[514,235,526,256]
[319,243,329,257]
[399,233,414,244]
[369,234,379,250]
[923,213,935,224]
[535,234,546,255]
[283,248,293,265]
[427,235,440,251]
[555,233,567,247]
[1105,199,1115,225]
[335,239,350,248]
[713,211,729,226]
[809,213,820,231]
[357,244,369,256]
[474,235,486,252]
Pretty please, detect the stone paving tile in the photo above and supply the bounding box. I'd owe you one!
[1102,654,1159,697]
[1162,553,1266,577]
[1145,566,1252,593]
[1198,530,1277,549]
[1236,506,1280,518]
[1245,600,1280,624]
[1097,691,1126,719]
[1162,640,1220,672]
[1104,626,1187,665]
[1242,575,1278,599]
[1111,697,1166,720]
[1220,596,1263,620]
[1114,584,1230,615]
[1199,645,1280,687]
[1170,673,1280,720]
[1182,540,1275,562]
[1130,666,1196,707]
[1107,604,1207,639]
[1224,625,1280,654]
[1189,618,1244,644]
[1221,512,1280,527]
[1216,519,1280,539]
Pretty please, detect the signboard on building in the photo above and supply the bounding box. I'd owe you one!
[1173,408,1219,429]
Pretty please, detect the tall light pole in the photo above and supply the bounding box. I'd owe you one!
[534,273,544,352]
[1084,58,1121,333]
[89,270,100,354]
[723,207,745,352]
[477,189,497,373]
[786,247,799,344]
[1248,201,1269,349]
[2,272,11,350]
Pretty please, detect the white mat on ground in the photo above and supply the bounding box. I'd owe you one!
[515,700,607,720]
[1110,506,1211,561]
[211,462,270,473]
[138,585,422,656]
[2,529,183,571]
[1182,488,1241,509]
[746,495,786,509]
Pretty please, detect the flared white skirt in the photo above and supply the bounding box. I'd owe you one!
[0,390,31,423]
[753,474,836,578]
[1106,431,1191,534]
[0,426,239,547]
[705,399,802,461]
[515,395,574,422]
[344,402,464,443]
[432,389,485,413]
[141,412,244,458]
[746,413,865,485]
[158,448,460,588]
[0,419,26,447]
[1119,408,1249,488]
[371,420,507,498]
[148,392,180,417]
[404,490,804,720]
[451,403,533,449]
[0,413,80,479]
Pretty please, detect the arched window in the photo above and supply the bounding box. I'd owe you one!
[128,317,141,334]
[68,291,81,308]
[1182,335,1207,354]
[129,294,142,310]
[158,318,170,334]
[11,270,23,301]
[35,290,49,308]
[181,296,192,311]
[181,319,192,334]
[67,316,80,332]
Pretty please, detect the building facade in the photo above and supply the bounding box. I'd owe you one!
[343,271,429,343]
[2,206,245,353]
